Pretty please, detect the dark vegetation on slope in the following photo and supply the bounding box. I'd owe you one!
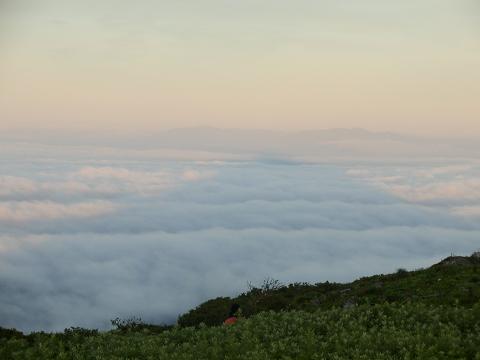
[177,252,480,327]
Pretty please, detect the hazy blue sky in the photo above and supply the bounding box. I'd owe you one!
[1,0,479,135]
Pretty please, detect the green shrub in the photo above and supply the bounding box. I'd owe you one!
[0,327,24,341]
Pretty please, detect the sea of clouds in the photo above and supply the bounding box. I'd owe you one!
[1,131,480,332]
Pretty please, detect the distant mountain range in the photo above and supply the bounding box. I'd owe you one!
[2,127,480,160]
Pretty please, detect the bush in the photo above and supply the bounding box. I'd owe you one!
[0,327,24,341]
[63,327,98,338]
[110,317,173,334]
[111,316,146,332]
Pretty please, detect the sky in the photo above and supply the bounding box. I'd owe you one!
[1,0,479,136]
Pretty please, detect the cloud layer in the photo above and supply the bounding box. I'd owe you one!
[1,144,480,332]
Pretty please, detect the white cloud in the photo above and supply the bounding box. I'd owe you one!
[181,169,215,182]
[346,164,480,205]
[413,165,473,178]
[345,169,371,177]
[0,200,118,223]
[386,180,480,204]
[0,176,38,197]
[451,206,480,218]
[75,166,166,182]
[73,166,173,195]
[0,166,217,202]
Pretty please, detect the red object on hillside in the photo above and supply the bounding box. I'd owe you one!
[223,316,237,325]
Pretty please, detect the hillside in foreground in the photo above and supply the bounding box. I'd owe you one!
[178,253,480,327]
[1,253,479,359]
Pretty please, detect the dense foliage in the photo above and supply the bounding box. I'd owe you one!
[178,255,480,327]
[1,303,480,359]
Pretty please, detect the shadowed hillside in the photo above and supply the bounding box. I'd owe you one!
[177,252,480,327]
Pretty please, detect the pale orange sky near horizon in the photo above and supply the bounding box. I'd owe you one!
[1,0,479,137]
